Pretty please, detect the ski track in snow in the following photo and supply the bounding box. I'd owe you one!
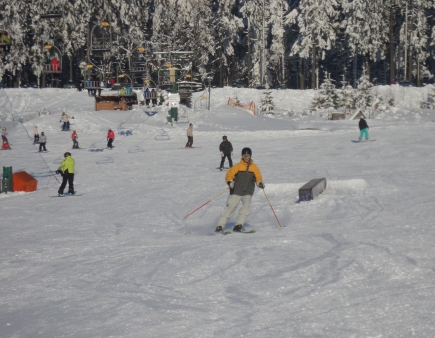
[1,87,435,337]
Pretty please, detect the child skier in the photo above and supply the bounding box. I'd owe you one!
[1,127,9,147]
[2,140,9,150]
[107,129,115,149]
[71,130,79,149]
[33,125,39,144]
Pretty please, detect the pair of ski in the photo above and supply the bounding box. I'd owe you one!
[50,192,83,197]
[218,229,256,235]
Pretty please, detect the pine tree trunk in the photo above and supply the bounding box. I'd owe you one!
[219,40,224,88]
[311,43,316,89]
[365,54,370,79]
[407,47,412,83]
[389,5,395,84]
[248,26,251,87]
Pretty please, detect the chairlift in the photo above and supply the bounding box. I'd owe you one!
[90,22,112,54]
[41,44,62,74]
[0,30,11,49]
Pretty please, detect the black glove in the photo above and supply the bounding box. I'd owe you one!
[257,182,265,189]
[55,170,61,174]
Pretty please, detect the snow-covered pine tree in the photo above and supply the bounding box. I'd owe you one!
[355,74,374,111]
[290,0,341,88]
[337,77,355,114]
[260,89,274,114]
[312,72,338,111]
[268,0,288,86]
[214,0,243,87]
[343,0,389,78]
[240,0,271,87]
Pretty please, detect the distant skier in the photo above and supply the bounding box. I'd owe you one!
[107,129,115,149]
[61,112,70,131]
[358,117,369,142]
[33,125,39,144]
[71,130,79,149]
[219,135,233,171]
[38,132,47,152]
[1,140,9,150]
[150,89,157,106]
[56,152,75,196]
[1,127,9,147]
[185,123,193,148]
[215,147,265,233]
[144,88,151,106]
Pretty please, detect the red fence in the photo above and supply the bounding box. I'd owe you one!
[227,97,256,115]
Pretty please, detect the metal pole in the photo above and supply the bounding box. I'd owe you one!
[208,78,211,110]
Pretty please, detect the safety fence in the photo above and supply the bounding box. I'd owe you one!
[227,97,256,116]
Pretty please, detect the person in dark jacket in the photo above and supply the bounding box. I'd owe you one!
[358,117,369,142]
[219,135,233,171]
[215,147,264,233]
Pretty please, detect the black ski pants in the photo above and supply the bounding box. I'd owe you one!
[59,173,74,194]
[39,142,47,152]
[186,136,193,148]
[107,138,114,149]
[72,139,79,149]
[220,154,233,169]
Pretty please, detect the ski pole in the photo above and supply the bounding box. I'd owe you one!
[183,187,229,220]
[262,188,283,229]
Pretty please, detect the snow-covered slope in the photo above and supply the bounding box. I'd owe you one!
[1,87,435,337]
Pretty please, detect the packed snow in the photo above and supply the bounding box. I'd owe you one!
[1,85,435,337]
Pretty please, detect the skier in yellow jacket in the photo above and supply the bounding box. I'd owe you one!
[56,152,75,196]
[216,147,264,233]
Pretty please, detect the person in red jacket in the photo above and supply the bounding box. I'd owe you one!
[50,57,60,72]
[2,140,10,150]
[107,129,115,149]
[71,130,79,149]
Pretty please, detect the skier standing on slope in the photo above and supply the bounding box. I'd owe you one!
[219,135,233,171]
[215,147,265,233]
[358,117,369,142]
[71,130,79,149]
[38,132,47,152]
[185,123,193,148]
[33,125,39,144]
[107,129,115,149]
[1,126,9,145]
[61,112,70,131]
[56,152,75,196]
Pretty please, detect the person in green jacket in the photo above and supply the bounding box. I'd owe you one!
[56,152,75,196]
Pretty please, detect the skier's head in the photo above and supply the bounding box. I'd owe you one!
[2,127,6,130]
[222,135,227,140]
[73,130,76,133]
[64,152,71,158]
[241,147,252,160]
[189,123,193,126]
[41,132,44,135]
[34,125,37,128]
[108,128,112,131]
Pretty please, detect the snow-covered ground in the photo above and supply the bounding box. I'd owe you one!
[1,86,435,337]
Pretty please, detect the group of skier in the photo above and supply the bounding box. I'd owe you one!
[184,117,370,232]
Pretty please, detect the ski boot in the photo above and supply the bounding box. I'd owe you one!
[215,226,223,233]
[233,224,243,232]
